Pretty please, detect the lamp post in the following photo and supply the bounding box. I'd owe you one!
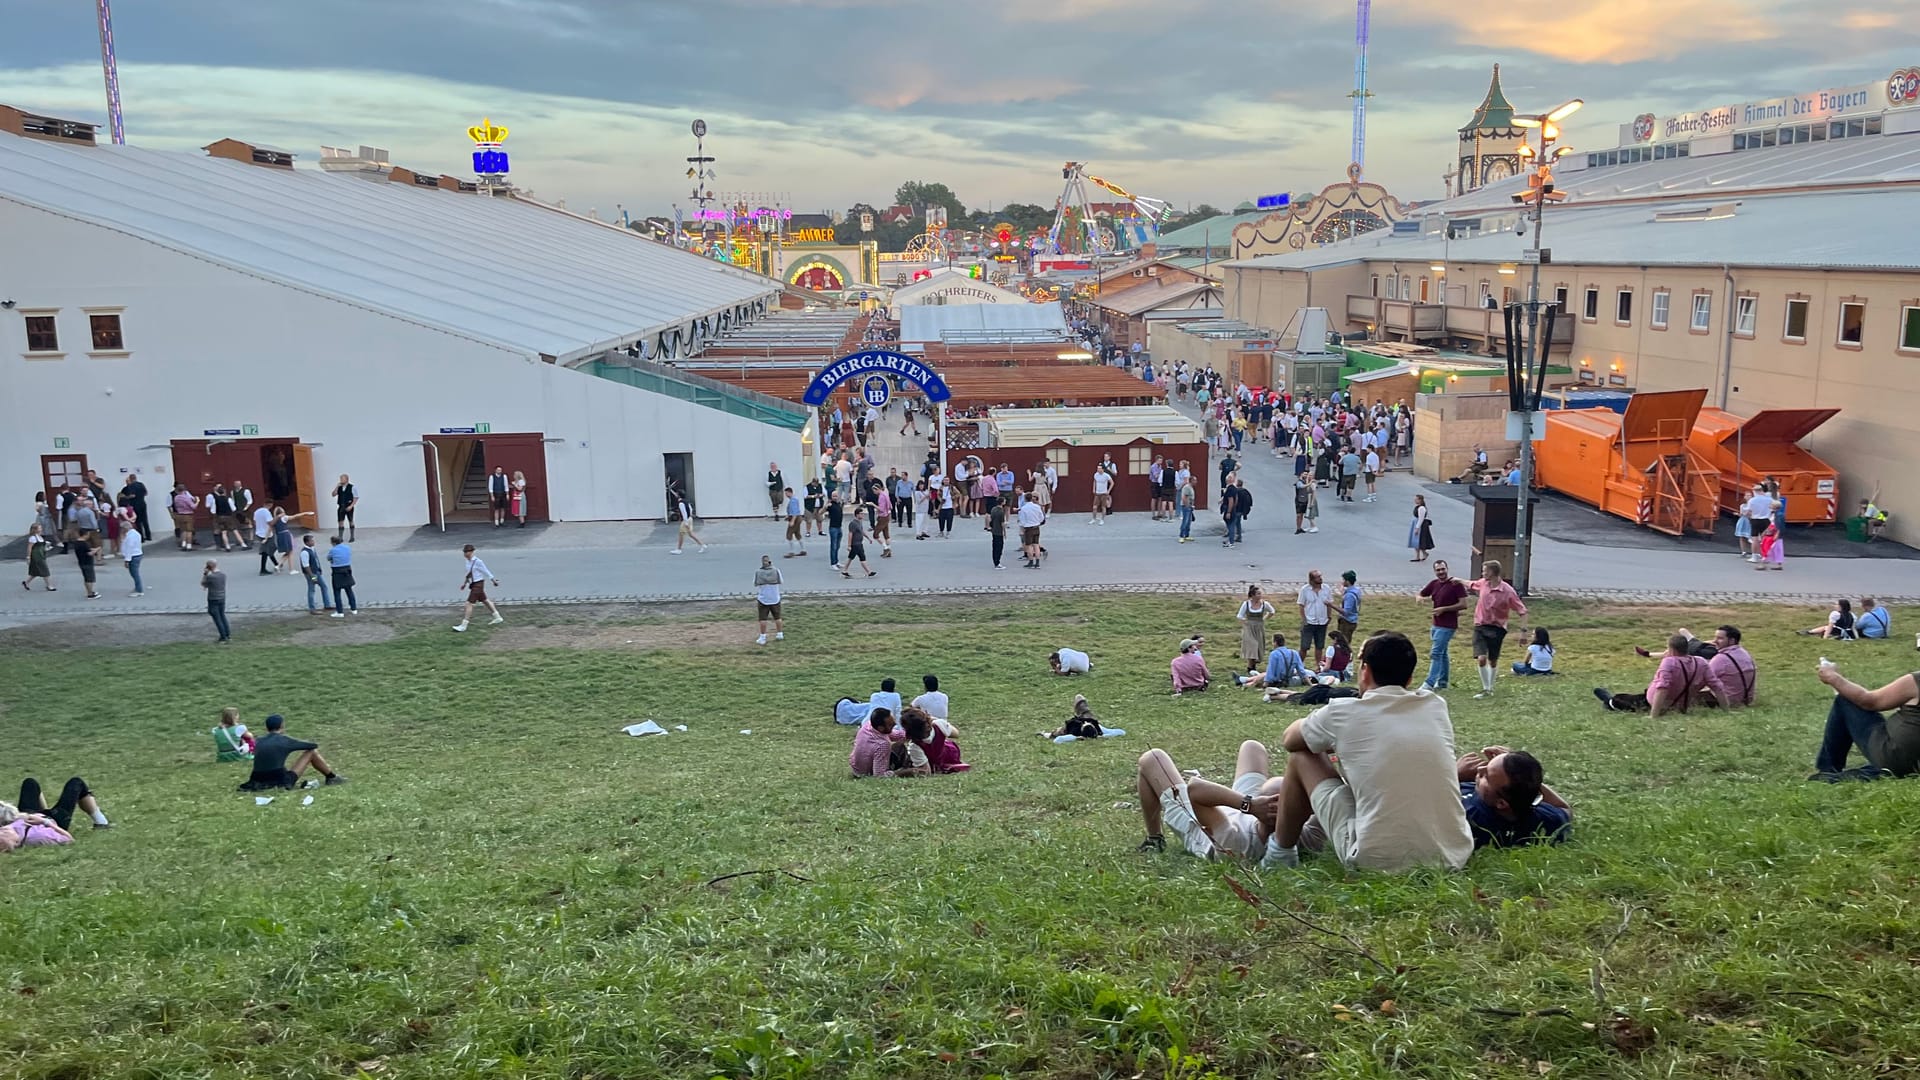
[687,119,715,257]
[1506,97,1582,596]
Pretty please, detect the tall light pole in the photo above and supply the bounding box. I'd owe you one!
[1506,96,1582,595]
[687,119,715,255]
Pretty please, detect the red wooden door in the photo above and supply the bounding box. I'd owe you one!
[476,434,550,521]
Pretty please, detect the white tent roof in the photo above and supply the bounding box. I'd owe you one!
[898,301,1069,343]
[0,131,780,363]
[888,267,1028,308]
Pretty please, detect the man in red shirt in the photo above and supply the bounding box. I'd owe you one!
[1417,561,1470,690]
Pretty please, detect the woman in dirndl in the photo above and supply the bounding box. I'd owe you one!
[1409,494,1434,562]
[1237,585,1276,673]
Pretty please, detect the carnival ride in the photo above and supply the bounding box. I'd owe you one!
[1046,163,1176,256]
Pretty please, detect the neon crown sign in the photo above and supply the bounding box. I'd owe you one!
[467,117,510,177]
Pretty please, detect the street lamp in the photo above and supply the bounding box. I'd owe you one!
[1504,97,1581,595]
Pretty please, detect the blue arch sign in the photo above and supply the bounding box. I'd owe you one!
[802,349,952,407]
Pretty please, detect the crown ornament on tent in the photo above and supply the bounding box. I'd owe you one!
[467,118,509,146]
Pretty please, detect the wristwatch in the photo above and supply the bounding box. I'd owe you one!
[1239,794,1253,813]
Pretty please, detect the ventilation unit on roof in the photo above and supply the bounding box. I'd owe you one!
[0,105,98,146]
[1391,220,1421,235]
[1652,202,1741,222]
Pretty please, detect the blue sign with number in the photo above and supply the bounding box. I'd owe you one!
[861,375,891,408]
[472,149,510,175]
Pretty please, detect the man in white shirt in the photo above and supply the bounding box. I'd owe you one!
[1049,648,1092,675]
[911,674,950,720]
[453,543,505,632]
[1363,448,1382,501]
[869,677,903,717]
[252,505,277,574]
[753,554,783,645]
[1265,630,1474,871]
[1017,495,1047,568]
[1091,467,1113,525]
[1739,485,1775,561]
[1297,570,1334,659]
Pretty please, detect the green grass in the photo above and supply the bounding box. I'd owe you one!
[3,595,1920,1080]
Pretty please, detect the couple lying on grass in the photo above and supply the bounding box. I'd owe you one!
[1137,629,1572,870]
[0,777,113,851]
[850,705,970,778]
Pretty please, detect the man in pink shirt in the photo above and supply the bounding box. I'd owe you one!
[1171,638,1211,696]
[1595,635,1711,716]
[1466,561,1528,699]
[849,707,926,778]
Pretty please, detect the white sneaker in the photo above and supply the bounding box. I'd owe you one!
[1258,836,1300,870]
[774,631,784,640]
[1473,691,1491,699]
[756,634,768,645]
[452,623,467,632]
[670,549,682,555]
[329,612,345,619]
[489,615,505,625]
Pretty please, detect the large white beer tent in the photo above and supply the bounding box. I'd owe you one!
[0,109,805,528]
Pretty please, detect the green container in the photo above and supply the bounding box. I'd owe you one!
[1845,516,1870,543]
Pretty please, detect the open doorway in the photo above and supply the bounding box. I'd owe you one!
[664,453,696,520]
[422,432,550,524]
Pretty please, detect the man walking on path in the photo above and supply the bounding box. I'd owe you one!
[453,544,504,632]
[119,517,145,597]
[842,505,876,578]
[1091,461,1114,525]
[202,559,230,642]
[672,494,708,554]
[826,491,845,567]
[1419,560,1470,690]
[753,555,785,645]
[328,535,358,617]
[1466,561,1528,698]
[804,477,825,538]
[782,487,807,558]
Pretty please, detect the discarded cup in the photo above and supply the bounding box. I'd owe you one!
[254,796,274,806]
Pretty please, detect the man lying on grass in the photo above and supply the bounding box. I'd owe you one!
[1136,631,1473,873]
[1456,746,1572,848]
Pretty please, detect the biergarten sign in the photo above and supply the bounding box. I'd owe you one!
[802,350,952,406]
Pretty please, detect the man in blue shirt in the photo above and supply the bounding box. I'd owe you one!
[1234,633,1308,690]
[1337,571,1362,642]
[1456,746,1571,849]
[326,535,358,616]
[1857,597,1891,639]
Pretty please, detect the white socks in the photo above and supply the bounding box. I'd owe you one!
[1480,665,1495,692]
[1260,835,1299,869]
[90,807,110,826]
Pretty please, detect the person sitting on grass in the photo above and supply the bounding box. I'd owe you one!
[1264,630,1474,872]
[1800,598,1857,640]
[869,677,904,718]
[1594,634,1711,715]
[849,707,926,778]
[1235,633,1309,690]
[13,777,112,833]
[1809,660,1920,781]
[1856,597,1891,641]
[1700,626,1757,709]
[1251,630,1474,864]
[213,707,256,762]
[901,706,969,774]
[1133,739,1286,865]
[1511,628,1556,676]
[239,714,347,791]
[1316,630,1353,683]
[1455,746,1572,848]
[1049,647,1092,676]
[1171,638,1211,697]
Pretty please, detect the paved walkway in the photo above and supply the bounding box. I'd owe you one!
[5,398,1919,628]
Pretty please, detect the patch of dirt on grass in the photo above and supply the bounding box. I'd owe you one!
[1561,603,1756,622]
[478,621,949,652]
[0,614,223,650]
[287,620,399,647]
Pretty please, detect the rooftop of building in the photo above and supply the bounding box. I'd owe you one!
[898,301,1068,344]
[1460,64,1520,134]
[0,123,781,364]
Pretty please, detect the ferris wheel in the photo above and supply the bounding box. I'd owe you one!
[903,231,949,263]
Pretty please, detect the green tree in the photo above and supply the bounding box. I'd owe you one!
[894,181,967,223]
[1164,203,1224,232]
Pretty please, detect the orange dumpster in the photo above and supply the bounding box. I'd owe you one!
[1534,388,1721,537]
[1688,407,1840,523]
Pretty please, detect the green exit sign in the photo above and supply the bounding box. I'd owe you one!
[53,437,70,450]
[242,424,260,436]
[475,422,491,434]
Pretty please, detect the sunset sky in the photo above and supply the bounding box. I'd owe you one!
[5,1,1917,218]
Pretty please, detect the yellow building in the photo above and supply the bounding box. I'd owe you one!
[1214,66,1920,543]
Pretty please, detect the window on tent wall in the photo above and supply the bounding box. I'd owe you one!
[1735,295,1757,337]
[1045,447,1069,477]
[1400,275,1411,299]
[1582,287,1599,321]
[1128,447,1151,475]
[1838,300,1865,348]
[1615,288,1633,325]
[1691,292,1713,333]
[1553,285,1569,312]
[1901,304,1920,353]
[85,310,125,352]
[1370,275,1379,297]
[23,312,59,354]
[1651,289,1670,329]
[1385,276,1396,300]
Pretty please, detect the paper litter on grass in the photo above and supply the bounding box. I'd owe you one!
[622,720,667,737]
[739,729,752,735]
[301,795,315,807]
[254,796,274,806]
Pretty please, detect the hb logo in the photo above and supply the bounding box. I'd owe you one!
[1631,114,1655,142]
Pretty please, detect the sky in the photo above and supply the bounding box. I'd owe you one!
[4,1,1918,220]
